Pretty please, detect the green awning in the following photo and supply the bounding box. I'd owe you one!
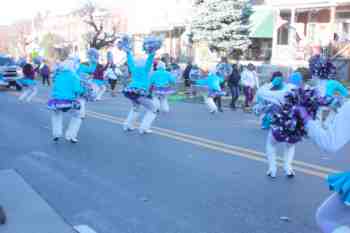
[250,7,274,39]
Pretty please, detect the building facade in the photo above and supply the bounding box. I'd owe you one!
[269,0,350,67]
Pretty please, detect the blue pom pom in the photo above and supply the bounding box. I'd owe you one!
[143,36,162,54]
[116,35,133,52]
[216,63,233,77]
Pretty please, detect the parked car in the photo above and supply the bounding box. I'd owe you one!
[0,56,23,91]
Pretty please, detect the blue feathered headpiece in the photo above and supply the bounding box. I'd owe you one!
[309,55,336,80]
[116,35,133,52]
[143,36,162,54]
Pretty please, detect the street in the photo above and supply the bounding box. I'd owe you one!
[1,86,349,233]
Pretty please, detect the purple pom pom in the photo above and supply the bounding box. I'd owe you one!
[270,88,325,144]
[309,54,336,79]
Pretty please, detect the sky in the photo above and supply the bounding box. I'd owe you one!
[0,0,133,25]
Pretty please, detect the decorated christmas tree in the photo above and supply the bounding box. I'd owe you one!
[191,0,253,55]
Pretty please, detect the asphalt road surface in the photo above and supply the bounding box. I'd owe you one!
[1,86,349,233]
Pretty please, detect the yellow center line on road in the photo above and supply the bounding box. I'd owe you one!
[87,110,337,179]
[5,92,339,178]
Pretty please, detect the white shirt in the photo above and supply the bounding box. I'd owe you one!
[241,69,259,88]
[307,101,350,153]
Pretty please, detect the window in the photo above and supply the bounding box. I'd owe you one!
[308,23,317,42]
[277,11,291,45]
[277,25,289,45]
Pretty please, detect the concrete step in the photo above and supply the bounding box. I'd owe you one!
[0,169,76,233]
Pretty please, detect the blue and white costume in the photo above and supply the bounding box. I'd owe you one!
[150,62,176,113]
[77,51,100,118]
[256,76,298,178]
[18,63,38,103]
[123,51,157,134]
[48,59,84,143]
[78,48,107,101]
[303,101,350,233]
[195,70,225,113]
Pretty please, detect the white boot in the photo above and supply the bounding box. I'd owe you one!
[26,86,38,102]
[51,111,63,141]
[139,111,157,134]
[206,97,218,113]
[19,88,30,102]
[123,108,140,131]
[153,97,161,113]
[266,132,277,178]
[160,97,170,113]
[284,144,296,177]
[96,85,107,101]
[78,98,86,118]
[65,116,82,143]
[332,226,350,233]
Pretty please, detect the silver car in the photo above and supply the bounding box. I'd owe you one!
[0,56,23,91]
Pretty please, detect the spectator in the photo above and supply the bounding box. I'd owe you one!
[182,61,193,95]
[241,63,259,111]
[227,64,241,110]
[40,61,51,86]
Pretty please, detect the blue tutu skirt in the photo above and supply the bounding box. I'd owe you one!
[93,79,106,86]
[153,86,175,96]
[327,172,350,205]
[47,99,81,112]
[18,79,37,87]
[208,90,225,98]
[123,87,149,104]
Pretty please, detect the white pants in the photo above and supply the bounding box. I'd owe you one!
[19,86,38,102]
[96,85,107,100]
[153,95,170,113]
[124,97,157,131]
[78,98,87,119]
[205,97,218,113]
[51,109,82,140]
[266,131,296,175]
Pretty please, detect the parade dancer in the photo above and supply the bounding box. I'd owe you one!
[193,68,225,114]
[297,101,350,233]
[78,48,107,101]
[47,58,84,143]
[18,63,38,102]
[117,35,161,134]
[150,61,176,113]
[256,73,299,178]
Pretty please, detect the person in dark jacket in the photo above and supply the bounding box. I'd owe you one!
[227,64,241,109]
[182,61,192,88]
[40,62,51,86]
